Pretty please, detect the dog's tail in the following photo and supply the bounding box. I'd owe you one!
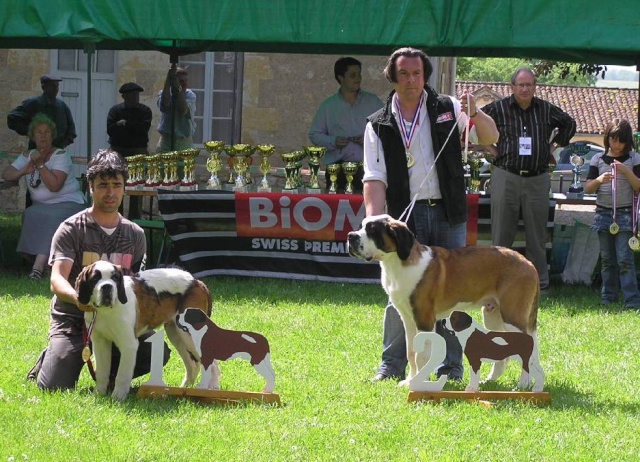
[527,286,540,333]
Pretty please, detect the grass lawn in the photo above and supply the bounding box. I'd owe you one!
[1,212,640,461]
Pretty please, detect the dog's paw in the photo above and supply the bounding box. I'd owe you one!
[397,379,411,388]
[111,386,130,401]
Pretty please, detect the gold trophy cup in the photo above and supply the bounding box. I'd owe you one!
[303,146,326,193]
[467,151,484,194]
[256,144,276,192]
[227,144,252,191]
[179,148,200,190]
[281,152,299,191]
[204,141,225,189]
[325,163,341,194]
[343,162,359,194]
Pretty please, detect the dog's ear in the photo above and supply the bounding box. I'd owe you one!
[184,307,208,325]
[451,311,473,331]
[114,268,128,305]
[75,264,94,305]
[389,222,415,260]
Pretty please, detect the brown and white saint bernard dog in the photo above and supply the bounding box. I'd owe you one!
[76,261,212,400]
[347,214,541,388]
[443,311,544,392]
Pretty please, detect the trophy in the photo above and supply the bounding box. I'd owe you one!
[567,154,585,199]
[343,162,359,194]
[144,154,162,190]
[179,148,200,191]
[326,163,341,194]
[160,152,180,189]
[256,144,276,192]
[467,151,484,194]
[281,152,299,192]
[227,144,253,192]
[303,146,326,194]
[241,145,256,187]
[292,150,307,190]
[204,141,225,189]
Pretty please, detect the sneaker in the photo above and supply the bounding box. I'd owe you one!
[370,372,405,383]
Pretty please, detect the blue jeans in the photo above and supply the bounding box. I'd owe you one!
[378,203,466,379]
[592,207,640,307]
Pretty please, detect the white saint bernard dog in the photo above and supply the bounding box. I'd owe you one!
[76,261,212,400]
[347,214,541,388]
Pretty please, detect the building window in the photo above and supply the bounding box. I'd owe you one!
[57,49,115,73]
[179,52,244,146]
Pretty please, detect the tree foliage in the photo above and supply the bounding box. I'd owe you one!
[456,57,600,86]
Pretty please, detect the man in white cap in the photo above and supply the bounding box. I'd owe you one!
[7,74,77,150]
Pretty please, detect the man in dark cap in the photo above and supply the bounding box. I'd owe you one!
[7,74,77,149]
[107,82,153,158]
[107,82,153,219]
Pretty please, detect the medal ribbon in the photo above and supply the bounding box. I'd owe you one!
[82,313,97,381]
[612,163,618,225]
[395,92,424,153]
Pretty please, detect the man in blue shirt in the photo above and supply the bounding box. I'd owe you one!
[309,57,383,192]
[156,65,197,153]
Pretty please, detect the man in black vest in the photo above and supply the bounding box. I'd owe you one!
[363,47,498,382]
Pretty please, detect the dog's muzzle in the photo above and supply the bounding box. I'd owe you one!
[97,284,115,307]
[347,232,369,260]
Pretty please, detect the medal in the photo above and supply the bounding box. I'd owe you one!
[395,93,424,169]
[631,193,640,250]
[610,163,619,235]
[406,151,415,168]
[82,346,92,362]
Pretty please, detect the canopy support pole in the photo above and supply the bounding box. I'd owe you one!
[83,43,96,163]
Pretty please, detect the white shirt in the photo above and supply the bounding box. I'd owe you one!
[363,90,475,200]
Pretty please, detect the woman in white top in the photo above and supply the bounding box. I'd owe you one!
[2,113,85,280]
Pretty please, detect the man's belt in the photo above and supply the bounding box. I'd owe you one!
[499,166,547,178]
[415,198,443,206]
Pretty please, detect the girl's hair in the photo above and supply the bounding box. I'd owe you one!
[604,118,634,155]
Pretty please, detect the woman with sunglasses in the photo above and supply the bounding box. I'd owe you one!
[2,113,85,280]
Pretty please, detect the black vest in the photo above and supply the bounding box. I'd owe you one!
[368,87,467,230]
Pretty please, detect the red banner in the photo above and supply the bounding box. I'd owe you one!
[235,192,366,241]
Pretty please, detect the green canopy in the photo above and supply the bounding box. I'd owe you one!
[1,0,639,65]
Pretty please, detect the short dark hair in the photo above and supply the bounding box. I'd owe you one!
[28,113,57,141]
[86,149,128,184]
[383,47,433,83]
[334,57,362,83]
[510,67,537,85]
[604,118,634,155]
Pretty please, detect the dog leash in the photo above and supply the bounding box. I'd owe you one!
[82,313,97,381]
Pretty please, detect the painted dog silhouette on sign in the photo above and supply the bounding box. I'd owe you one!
[443,311,544,392]
[176,308,276,393]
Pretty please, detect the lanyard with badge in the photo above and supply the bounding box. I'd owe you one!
[519,125,532,156]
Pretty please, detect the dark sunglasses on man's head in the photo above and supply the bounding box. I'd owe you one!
[29,171,41,188]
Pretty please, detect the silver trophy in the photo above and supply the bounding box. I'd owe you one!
[567,154,585,199]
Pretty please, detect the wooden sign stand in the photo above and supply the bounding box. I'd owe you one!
[136,312,280,406]
[407,314,551,407]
